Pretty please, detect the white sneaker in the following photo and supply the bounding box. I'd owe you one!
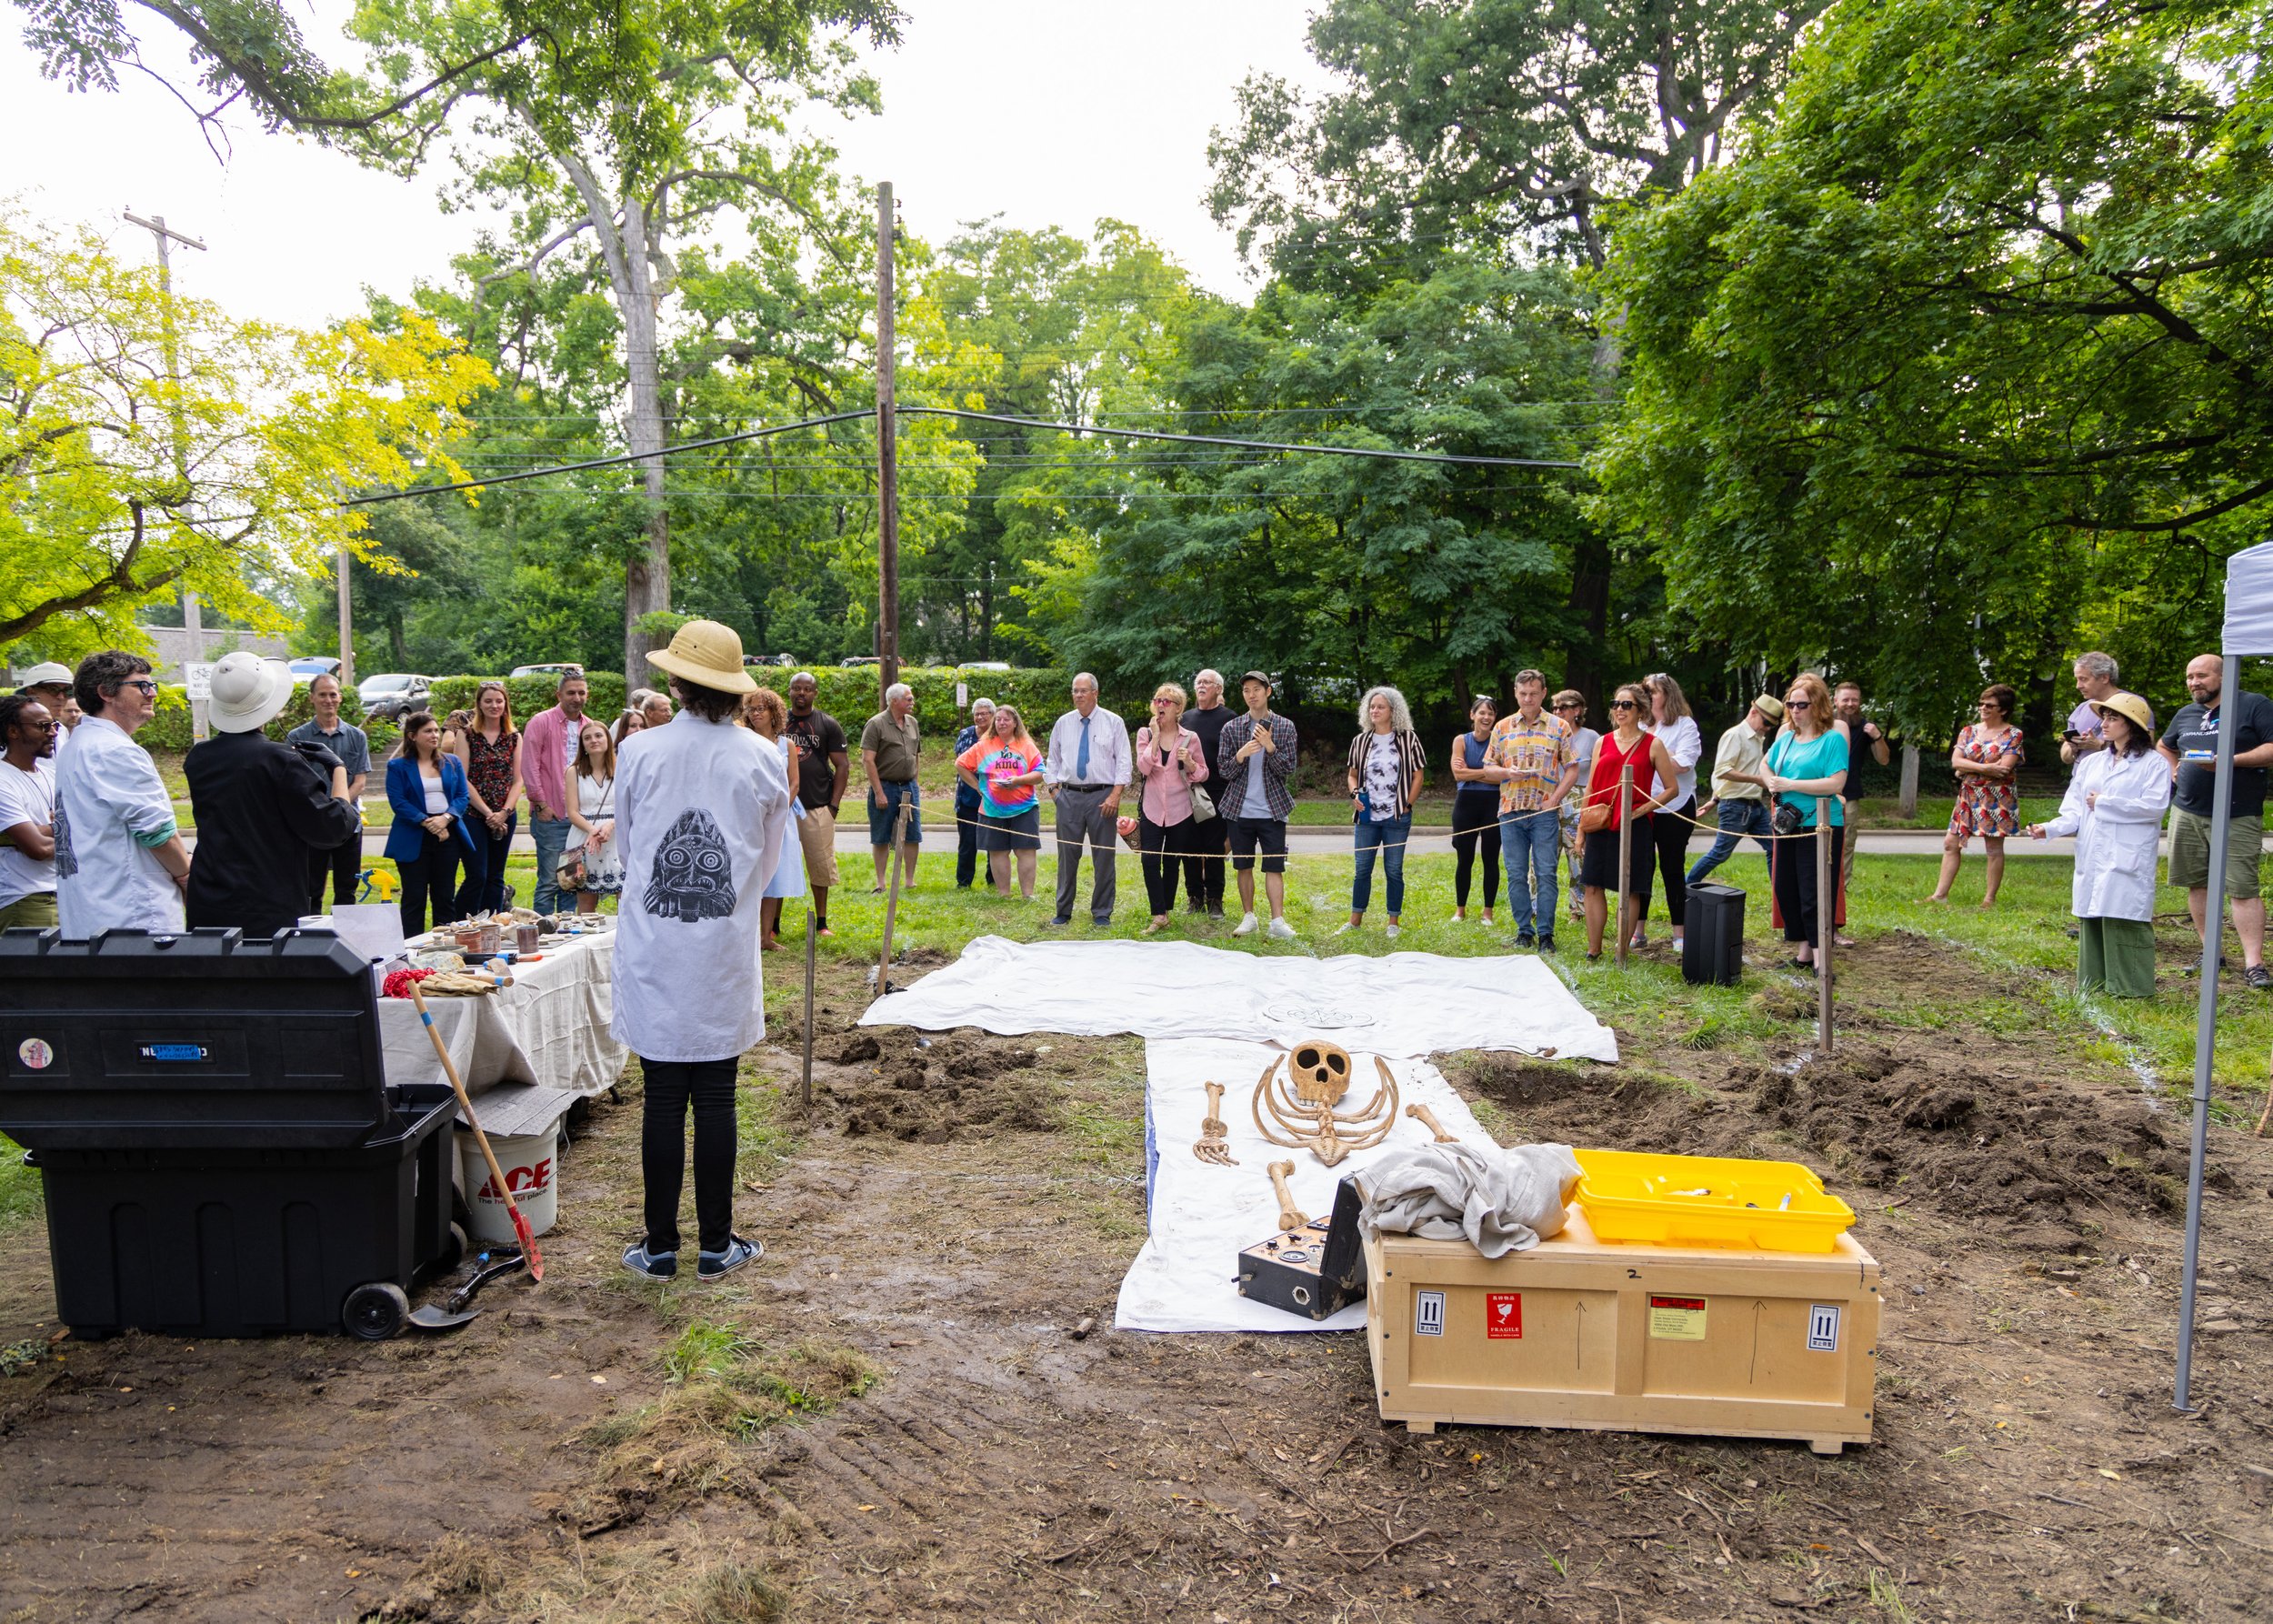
[1232,912,1259,937]
[1386,924,1402,941]
[1334,922,1359,937]
[1267,917,1297,940]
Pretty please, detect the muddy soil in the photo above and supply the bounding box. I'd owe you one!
[0,936,2268,1623]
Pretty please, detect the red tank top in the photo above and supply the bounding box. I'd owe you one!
[1587,730,1658,828]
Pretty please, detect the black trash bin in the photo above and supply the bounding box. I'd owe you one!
[1682,883,1747,986]
[0,927,459,1339]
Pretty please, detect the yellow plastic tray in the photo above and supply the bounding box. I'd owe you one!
[1572,1148,1857,1253]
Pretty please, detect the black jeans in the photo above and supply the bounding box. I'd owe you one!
[396,830,463,934]
[306,837,360,913]
[1771,824,1846,946]
[1644,795,1696,929]
[638,1056,739,1255]
[1451,791,1502,909]
[1140,815,1197,916]
[955,795,981,887]
[1183,810,1228,910]
[457,810,516,916]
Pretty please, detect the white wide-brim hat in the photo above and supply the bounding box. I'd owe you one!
[208,652,295,734]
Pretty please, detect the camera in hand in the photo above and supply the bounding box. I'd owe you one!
[1771,800,1805,837]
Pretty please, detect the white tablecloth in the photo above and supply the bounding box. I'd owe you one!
[378,929,629,1099]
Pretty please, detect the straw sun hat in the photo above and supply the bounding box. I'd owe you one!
[646,619,757,696]
[2090,691,2156,736]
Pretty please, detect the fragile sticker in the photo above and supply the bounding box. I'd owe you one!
[1807,1304,1842,1352]
[1648,1295,1708,1340]
[17,1038,53,1070]
[1414,1289,1446,1337]
[1486,1291,1522,1339]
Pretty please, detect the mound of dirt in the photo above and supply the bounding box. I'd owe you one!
[1457,1038,2189,1242]
[817,1030,1059,1143]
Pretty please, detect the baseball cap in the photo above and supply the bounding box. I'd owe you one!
[1239,669,1272,689]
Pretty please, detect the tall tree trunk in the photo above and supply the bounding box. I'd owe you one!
[555,145,672,680]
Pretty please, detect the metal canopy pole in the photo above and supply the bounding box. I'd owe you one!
[2175,657,2239,1412]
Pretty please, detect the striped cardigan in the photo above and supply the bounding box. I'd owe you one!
[1346,728,1428,818]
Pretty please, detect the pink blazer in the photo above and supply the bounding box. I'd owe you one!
[1135,726,1208,826]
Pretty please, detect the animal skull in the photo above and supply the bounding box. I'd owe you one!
[1289,1040,1352,1108]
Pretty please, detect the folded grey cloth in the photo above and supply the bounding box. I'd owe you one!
[1357,1141,1582,1258]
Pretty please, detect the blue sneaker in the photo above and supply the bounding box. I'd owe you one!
[622,1240,677,1279]
[697,1234,764,1281]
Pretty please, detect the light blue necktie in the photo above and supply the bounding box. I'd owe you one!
[1076,715,1091,781]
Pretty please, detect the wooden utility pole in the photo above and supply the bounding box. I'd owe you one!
[1816,798,1835,1052]
[336,545,355,692]
[125,209,209,736]
[874,181,900,712]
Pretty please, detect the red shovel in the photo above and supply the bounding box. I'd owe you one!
[407,979,545,1281]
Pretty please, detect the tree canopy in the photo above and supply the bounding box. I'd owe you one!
[1589,0,2273,732]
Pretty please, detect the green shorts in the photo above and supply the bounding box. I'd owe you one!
[0,891,58,929]
[2168,808,2263,899]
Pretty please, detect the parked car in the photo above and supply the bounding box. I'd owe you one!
[962,661,1012,672]
[841,655,880,667]
[509,662,584,679]
[741,653,798,667]
[357,672,433,720]
[287,657,342,686]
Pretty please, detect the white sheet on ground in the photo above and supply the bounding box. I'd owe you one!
[1115,1038,1494,1333]
[860,937,1618,1064]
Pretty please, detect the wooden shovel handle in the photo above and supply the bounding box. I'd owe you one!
[1267,1160,1307,1232]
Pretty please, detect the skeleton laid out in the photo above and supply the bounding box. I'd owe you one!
[1251,1038,1400,1168]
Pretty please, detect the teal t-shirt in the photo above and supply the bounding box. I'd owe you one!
[1766,729,1850,827]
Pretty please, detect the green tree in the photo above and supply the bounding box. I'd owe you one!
[1590,0,2273,737]
[15,0,904,677]
[1,210,486,664]
[1207,0,1825,278]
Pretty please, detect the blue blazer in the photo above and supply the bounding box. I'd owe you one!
[385,753,475,862]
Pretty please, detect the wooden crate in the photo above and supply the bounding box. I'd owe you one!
[1363,1207,1880,1454]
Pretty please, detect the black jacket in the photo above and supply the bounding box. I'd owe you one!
[184,729,363,937]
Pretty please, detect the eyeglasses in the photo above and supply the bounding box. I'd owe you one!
[1787,699,1811,709]
[123,679,158,696]
[1609,699,1638,711]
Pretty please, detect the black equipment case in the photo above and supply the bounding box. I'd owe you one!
[1682,882,1748,987]
[0,927,459,1338]
[1236,1177,1367,1320]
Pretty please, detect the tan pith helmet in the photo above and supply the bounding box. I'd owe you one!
[646,619,757,696]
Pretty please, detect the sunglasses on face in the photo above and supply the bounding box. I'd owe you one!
[1787,699,1811,709]
[1610,699,1638,710]
[121,679,158,696]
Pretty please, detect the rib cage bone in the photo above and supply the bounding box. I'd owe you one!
[1251,1044,1400,1168]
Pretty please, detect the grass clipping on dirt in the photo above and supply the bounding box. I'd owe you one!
[578,1322,880,1518]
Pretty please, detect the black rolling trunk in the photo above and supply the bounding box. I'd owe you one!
[0,928,460,1338]
[1236,1178,1367,1320]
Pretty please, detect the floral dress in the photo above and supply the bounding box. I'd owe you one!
[1949,724,2023,837]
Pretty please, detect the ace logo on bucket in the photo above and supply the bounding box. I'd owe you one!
[1486,1291,1523,1339]
[476,1154,552,1201]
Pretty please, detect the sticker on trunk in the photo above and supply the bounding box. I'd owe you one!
[17,1038,53,1070]
[1647,1294,1707,1340]
[1414,1289,1446,1337]
[1807,1303,1842,1351]
[1486,1291,1522,1338]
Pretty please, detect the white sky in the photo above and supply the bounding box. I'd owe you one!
[0,1,1334,326]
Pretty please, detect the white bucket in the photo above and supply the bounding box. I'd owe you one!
[459,1118,564,1244]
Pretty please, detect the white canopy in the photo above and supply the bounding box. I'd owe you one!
[2221,536,2273,654]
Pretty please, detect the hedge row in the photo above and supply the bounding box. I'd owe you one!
[426,672,630,727]
[138,683,376,755]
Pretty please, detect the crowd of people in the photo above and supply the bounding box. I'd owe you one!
[5,645,2269,1009]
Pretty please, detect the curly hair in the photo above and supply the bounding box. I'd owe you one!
[1357,685,1414,734]
[74,650,151,717]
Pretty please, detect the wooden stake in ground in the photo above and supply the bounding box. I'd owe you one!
[1615,763,1634,969]
[1817,797,1835,1054]
[407,979,544,1281]
[801,906,817,1110]
[2257,1037,2271,1137]
[873,798,912,1004]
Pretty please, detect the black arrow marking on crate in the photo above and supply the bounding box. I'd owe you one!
[1573,1300,1586,1369]
[1749,1301,1767,1383]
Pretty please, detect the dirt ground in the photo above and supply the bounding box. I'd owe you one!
[1,932,2269,1623]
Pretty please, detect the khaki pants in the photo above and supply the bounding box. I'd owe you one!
[797,804,842,887]
[0,891,58,930]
